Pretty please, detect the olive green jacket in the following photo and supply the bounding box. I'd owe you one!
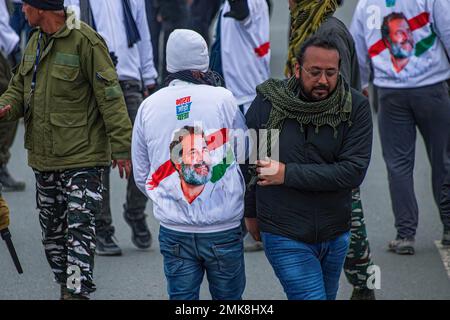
[0,20,132,171]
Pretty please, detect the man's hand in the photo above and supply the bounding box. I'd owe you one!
[0,105,11,119]
[256,158,286,187]
[144,84,157,98]
[112,159,132,179]
[362,87,370,98]
[224,0,250,21]
[245,217,261,242]
[0,196,10,231]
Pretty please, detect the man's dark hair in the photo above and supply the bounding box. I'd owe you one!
[169,126,206,165]
[381,12,409,41]
[296,35,341,67]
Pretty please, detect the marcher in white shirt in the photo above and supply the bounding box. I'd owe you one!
[350,0,450,254]
[66,0,157,89]
[211,0,271,115]
[132,29,247,300]
[65,0,158,255]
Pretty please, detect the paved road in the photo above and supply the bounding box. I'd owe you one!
[1,1,449,300]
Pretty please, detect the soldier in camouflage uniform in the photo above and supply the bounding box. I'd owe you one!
[34,168,104,297]
[0,0,132,299]
[344,189,375,298]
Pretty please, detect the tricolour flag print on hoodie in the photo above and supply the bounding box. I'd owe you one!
[350,0,450,89]
[132,80,248,233]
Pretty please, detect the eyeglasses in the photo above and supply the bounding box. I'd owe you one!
[301,66,339,80]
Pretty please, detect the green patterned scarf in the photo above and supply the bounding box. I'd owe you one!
[245,75,352,191]
[256,75,352,155]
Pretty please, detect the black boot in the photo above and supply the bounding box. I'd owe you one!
[350,287,376,300]
[60,285,90,300]
[0,164,25,192]
[96,230,122,256]
[123,211,152,250]
[442,229,450,246]
[60,285,71,300]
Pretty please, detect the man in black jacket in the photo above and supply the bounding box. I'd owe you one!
[243,35,373,300]
[287,0,376,300]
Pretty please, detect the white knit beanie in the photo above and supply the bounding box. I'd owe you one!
[166,29,210,73]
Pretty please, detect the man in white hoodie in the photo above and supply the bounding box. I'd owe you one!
[350,0,450,254]
[132,29,248,300]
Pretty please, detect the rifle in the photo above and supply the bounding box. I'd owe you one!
[1,228,23,274]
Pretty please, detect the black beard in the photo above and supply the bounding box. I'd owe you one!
[298,78,329,102]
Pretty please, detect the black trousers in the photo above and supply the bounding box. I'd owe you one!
[377,81,450,239]
[189,0,222,46]
[146,0,190,81]
[96,81,148,234]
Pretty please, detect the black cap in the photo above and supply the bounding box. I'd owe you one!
[22,0,64,11]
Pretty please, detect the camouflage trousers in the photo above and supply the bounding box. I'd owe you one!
[34,167,104,297]
[344,188,374,289]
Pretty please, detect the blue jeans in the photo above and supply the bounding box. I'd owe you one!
[261,231,351,300]
[159,226,246,300]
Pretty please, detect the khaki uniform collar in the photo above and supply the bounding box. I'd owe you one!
[35,16,73,40]
[51,22,72,39]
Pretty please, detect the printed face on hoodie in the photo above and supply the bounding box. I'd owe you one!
[170,128,213,187]
[386,17,414,59]
[179,133,212,186]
